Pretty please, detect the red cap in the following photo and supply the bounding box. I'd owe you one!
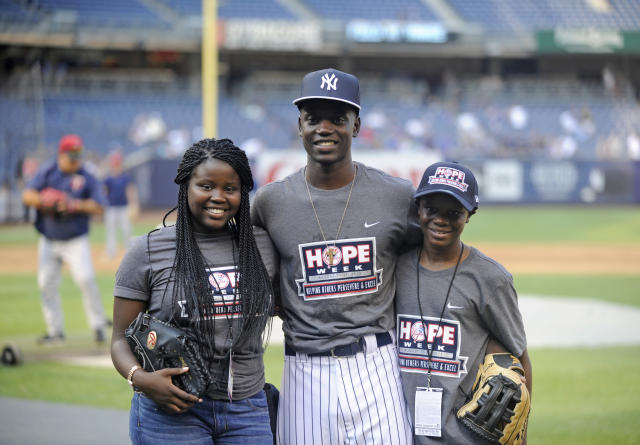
[58,134,84,154]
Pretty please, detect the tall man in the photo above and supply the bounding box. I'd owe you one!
[23,134,110,343]
[252,68,417,444]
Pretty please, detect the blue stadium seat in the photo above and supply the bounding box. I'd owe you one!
[158,0,296,19]
[301,0,437,21]
[37,0,168,27]
[448,0,640,34]
[3,73,637,163]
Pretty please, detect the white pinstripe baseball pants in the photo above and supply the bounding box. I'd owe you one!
[277,333,413,445]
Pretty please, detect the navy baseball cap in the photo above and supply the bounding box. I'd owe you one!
[293,68,361,111]
[414,161,479,211]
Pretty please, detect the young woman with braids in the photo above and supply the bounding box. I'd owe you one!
[111,138,277,444]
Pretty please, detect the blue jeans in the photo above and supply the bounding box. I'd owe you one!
[130,391,273,445]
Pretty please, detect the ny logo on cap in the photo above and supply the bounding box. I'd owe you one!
[320,73,338,91]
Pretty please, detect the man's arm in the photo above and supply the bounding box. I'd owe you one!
[486,339,532,394]
[22,188,42,209]
[519,348,533,396]
[65,197,104,215]
[23,186,103,216]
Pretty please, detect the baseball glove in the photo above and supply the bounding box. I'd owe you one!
[39,187,67,215]
[456,353,530,445]
[125,312,212,397]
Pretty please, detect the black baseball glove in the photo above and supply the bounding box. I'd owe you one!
[456,353,530,445]
[125,312,212,397]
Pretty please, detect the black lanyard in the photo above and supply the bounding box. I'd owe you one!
[415,242,464,388]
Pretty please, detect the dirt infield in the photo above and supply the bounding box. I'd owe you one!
[1,242,639,275]
[474,243,640,275]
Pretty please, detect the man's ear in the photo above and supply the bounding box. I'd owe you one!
[466,210,476,223]
[298,116,303,136]
[353,115,361,137]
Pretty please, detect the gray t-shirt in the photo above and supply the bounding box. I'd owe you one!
[395,246,527,444]
[251,162,418,352]
[114,225,277,401]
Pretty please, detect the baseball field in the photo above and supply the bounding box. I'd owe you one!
[1,205,639,444]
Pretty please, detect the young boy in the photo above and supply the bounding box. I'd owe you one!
[395,161,532,444]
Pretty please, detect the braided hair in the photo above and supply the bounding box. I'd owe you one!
[165,138,273,356]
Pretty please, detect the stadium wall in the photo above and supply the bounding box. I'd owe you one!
[129,154,640,209]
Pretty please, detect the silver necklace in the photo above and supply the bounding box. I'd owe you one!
[304,164,357,251]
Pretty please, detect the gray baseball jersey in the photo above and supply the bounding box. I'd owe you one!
[395,246,527,444]
[114,225,277,401]
[251,162,418,353]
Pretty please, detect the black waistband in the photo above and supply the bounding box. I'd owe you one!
[285,332,393,358]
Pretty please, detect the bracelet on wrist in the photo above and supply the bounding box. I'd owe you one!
[127,365,142,387]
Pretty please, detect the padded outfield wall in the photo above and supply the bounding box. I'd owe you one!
[130,152,640,209]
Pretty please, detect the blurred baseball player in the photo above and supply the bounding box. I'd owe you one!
[395,161,532,444]
[103,151,137,259]
[252,68,418,444]
[22,134,110,344]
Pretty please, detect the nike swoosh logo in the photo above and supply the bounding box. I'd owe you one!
[447,303,464,310]
[364,221,380,228]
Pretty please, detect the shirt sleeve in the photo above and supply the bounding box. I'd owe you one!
[254,225,279,280]
[479,274,527,357]
[114,235,151,302]
[400,181,422,253]
[83,171,107,205]
[26,165,49,191]
[250,187,267,228]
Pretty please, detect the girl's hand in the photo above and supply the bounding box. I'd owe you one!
[133,367,203,413]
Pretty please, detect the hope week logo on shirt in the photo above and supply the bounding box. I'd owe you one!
[178,266,242,320]
[396,314,469,378]
[296,237,382,301]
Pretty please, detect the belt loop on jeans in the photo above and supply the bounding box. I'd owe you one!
[285,331,392,358]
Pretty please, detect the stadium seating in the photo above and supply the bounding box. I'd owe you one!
[158,0,296,20]
[448,0,640,34]
[0,0,28,20]
[301,0,437,21]
[5,72,628,164]
[1,0,639,171]
[36,0,168,27]
[6,0,640,31]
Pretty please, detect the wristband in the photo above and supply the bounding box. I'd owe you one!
[127,365,142,387]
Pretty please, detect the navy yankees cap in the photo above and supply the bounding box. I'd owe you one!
[414,161,479,211]
[293,68,361,111]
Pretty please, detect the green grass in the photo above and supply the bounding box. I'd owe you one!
[527,347,640,444]
[515,275,640,307]
[0,217,164,245]
[1,274,636,342]
[0,361,130,409]
[1,346,637,444]
[1,206,639,444]
[3,206,640,245]
[0,275,116,338]
[0,344,285,411]
[463,205,640,243]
